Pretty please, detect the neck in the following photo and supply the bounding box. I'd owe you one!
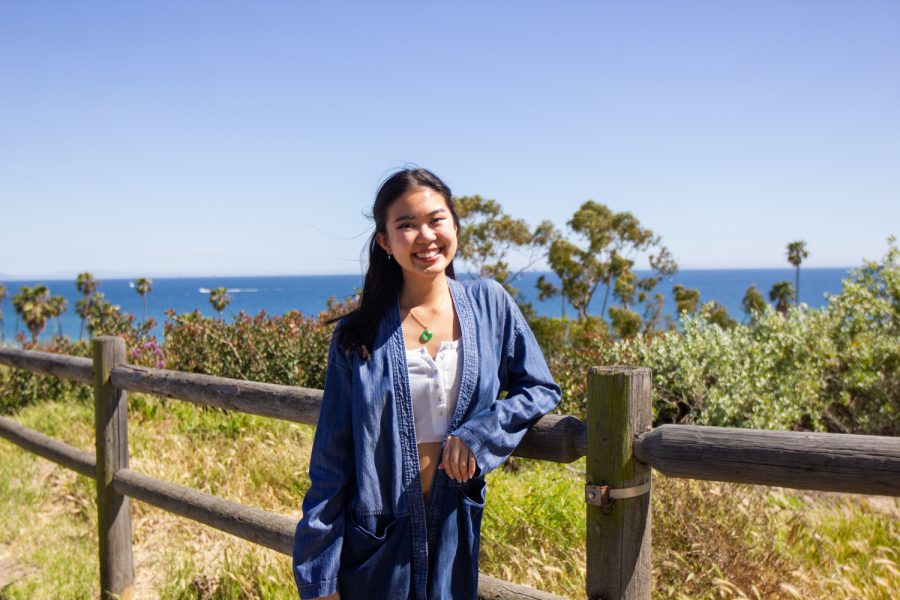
[399,272,449,309]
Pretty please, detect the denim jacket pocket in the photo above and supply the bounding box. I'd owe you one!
[342,510,397,567]
[340,511,412,598]
[456,477,487,508]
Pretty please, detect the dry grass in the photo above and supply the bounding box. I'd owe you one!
[1,394,897,599]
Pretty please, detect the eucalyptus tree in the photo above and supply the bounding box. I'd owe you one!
[48,295,68,337]
[741,285,767,322]
[75,272,99,339]
[672,284,701,315]
[0,283,7,344]
[769,281,795,316]
[12,285,52,344]
[539,201,677,325]
[700,301,736,329]
[454,195,553,305]
[209,287,231,319]
[786,240,809,306]
[134,277,153,324]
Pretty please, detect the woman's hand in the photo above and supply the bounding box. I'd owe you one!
[316,593,340,600]
[438,435,477,482]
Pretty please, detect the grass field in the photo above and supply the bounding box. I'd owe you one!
[1,391,897,599]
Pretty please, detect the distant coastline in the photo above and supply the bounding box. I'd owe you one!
[1,268,851,343]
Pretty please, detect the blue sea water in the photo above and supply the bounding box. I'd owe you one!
[0,269,851,345]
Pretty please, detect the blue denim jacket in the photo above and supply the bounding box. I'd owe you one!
[293,278,561,600]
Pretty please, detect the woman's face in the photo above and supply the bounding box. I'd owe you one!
[376,186,458,282]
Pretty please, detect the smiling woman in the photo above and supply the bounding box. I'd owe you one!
[291,168,561,600]
[376,187,459,282]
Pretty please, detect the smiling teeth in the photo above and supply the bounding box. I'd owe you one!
[415,249,441,259]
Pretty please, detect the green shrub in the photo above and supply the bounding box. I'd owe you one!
[163,309,335,389]
[544,241,900,434]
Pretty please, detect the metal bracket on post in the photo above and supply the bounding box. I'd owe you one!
[585,482,652,507]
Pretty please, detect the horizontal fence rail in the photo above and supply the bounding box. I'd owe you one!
[635,424,900,497]
[0,415,96,477]
[0,347,93,384]
[0,349,588,465]
[111,364,324,424]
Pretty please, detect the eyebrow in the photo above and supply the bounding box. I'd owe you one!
[392,208,448,223]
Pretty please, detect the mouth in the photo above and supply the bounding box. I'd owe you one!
[413,247,443,260]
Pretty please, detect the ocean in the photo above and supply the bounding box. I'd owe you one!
[0,268,851,344]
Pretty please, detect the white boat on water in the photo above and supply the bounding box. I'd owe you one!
[198,287,258,294]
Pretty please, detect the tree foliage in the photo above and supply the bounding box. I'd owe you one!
[135,277,153,324]
[699,300,736,330]
[209,287,231,317]
[544,239,900,435]
[741,285,768,320]
[47,295,68,337]
[11,285,54,344]
[786,240,809,306]
[75,272,98,340]
[454,195,553,304]
[538,201,677,324]
[769,281,795,315]
[673,284,701,315]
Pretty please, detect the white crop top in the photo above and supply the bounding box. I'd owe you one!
[405,340,462,444]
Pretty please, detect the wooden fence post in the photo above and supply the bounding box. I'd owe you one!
[585,366,652,600]
[94,336,134,599]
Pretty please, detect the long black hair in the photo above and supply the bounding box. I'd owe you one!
[333,168,459,359]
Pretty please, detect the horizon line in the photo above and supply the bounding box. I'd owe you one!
[0,265,856,282]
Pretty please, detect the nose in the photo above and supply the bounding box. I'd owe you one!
[417,224,437,242]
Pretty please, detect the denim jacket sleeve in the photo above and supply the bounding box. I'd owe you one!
[451,286,561,475]
[293,333,355,599]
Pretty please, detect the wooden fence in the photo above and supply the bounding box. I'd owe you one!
[1,337,899,600]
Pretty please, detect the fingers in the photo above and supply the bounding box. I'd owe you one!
[441,437,477,483]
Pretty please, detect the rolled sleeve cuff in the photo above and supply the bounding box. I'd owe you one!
[298,577,339,599]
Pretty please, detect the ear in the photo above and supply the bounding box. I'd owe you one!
[375,232,390,256]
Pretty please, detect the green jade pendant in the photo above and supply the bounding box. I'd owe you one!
[419,328,434,343]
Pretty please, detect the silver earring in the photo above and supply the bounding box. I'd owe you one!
[387,253,392,261]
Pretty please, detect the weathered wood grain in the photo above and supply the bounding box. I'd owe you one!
[112,468,297,553]
[634,424,900,497]
[512,413,587,463]
[0,347,93,383]
[477,575,566,600]
[110,364,324,425]
[586,366,652,600]
[0,416,95,476]
[94,337,135,600]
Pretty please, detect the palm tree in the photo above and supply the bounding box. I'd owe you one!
[12,285,52,344]
[786,241,808,306]
[48,295,68,337]
[0,283,8,344]
[209,287,231,319]
[134,277,153,325]
[769,281,795,316]
[75,272,99,339]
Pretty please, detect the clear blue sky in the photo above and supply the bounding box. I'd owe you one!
[2,1,898,279]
